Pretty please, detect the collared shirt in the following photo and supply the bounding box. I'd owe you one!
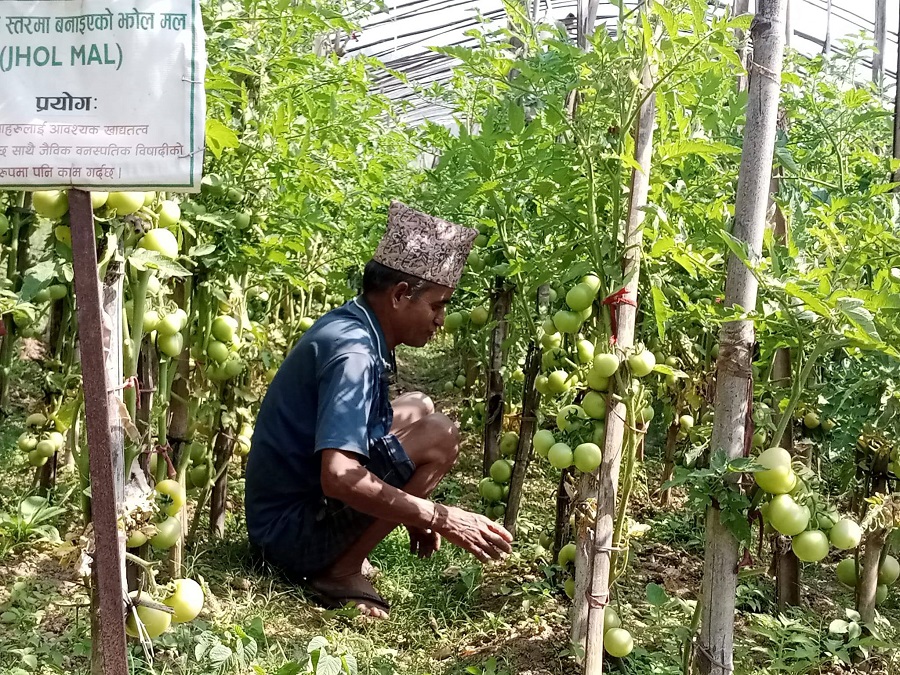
[244,297,395,550]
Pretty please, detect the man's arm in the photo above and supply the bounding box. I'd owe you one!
[321,449,512,562]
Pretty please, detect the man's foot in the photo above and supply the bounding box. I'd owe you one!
[308,572,389,619]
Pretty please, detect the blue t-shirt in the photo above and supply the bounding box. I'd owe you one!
[244,297,395,552]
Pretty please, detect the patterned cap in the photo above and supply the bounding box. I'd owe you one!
[373,201,478,288]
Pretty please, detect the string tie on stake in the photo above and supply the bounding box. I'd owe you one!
[601,288,636,344]
[109,376,141,407]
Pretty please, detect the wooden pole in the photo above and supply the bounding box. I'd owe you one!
[696,3,787,673]
[483,278,512,477]
[70,189,128,675]
[874,0,887,87]
[503,339,541,536]
[576,51,657,675]
[857,456,888,622]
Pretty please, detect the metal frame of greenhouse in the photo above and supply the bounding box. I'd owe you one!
[345,0,900,125]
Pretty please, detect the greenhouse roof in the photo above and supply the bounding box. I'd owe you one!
[346,0,900,125]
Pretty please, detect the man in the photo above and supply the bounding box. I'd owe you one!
[245,201,513,618]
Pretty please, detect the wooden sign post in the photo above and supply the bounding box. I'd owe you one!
[69,189,128,674]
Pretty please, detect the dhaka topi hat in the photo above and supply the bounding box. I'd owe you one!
[373,201,478,288]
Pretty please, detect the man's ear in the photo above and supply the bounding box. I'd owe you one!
[391,282,410,307]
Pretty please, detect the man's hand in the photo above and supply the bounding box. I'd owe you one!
[432,505,513,563]
[408,526,441,559]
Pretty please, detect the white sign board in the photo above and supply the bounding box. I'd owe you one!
[0,0,206,191]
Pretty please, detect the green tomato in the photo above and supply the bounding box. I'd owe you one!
[753,447,795,495]
[548,443,574,469]
[444,312,463,332]
[91,192,108,209]
[125,593,172,639]
[565,283,595,312]
[126,530,148,548]
[576,339,595,365]
[766,494,809,536]
[499,431,519,458]
[604,628,634,658]
[155,311,182,337]
[557,542,576,567]
[211,315,238,343]
[470,306,489,326]
[541,332,562,349]
[791,530,829,562]
[552,310,581,334]
[32,190,69,220]
[298,317,315,332]
[604,606,622,630]
[581,274,601,293]
[803,411,820,429]
[155,479,186,517]
[879,555,900,586]
[679,415,694,431]
[829,519,862,550]
[150,516,182,549]
[207,340,229,364]
[143,309,160,333]
[223,356,245,378]
[547,370,572,395]
[573,443,602,473]
[489,459,513,484]
[592,353,619,378]
[532,430,555,458]
[47,284,68,301]
[835,558,857,587]
[157,200,181,228]
[158,333,184,358]
[582,391,606,420]
[139,228,179,259]
[107,191,145,216]
[556,405,588,432]
[35,439,57,458]
[627,349,656,377]
[189,463,210,488]
[163,578,204,623]
[28,449,48,466]
[466,251,485,272]
[586,368,609,391]
[18,432,38,452]
[478,478,504,503]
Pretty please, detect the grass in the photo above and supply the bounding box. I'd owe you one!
[1,340,899,674]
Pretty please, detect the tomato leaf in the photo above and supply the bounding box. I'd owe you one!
[127,250,191,278]
[836,297,880,342]
[651,286,671,341]
[205,119,240,159]
[646,582,667,606]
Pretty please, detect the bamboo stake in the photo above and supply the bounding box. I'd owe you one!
[695,3,787,673]
[576,51,657,675]
[873,0,887,87]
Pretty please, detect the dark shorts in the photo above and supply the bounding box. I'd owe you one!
[254,434,416,581]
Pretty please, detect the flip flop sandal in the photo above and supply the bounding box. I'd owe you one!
[305,581,391,615]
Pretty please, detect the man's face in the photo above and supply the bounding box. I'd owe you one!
[394,283,454,347]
